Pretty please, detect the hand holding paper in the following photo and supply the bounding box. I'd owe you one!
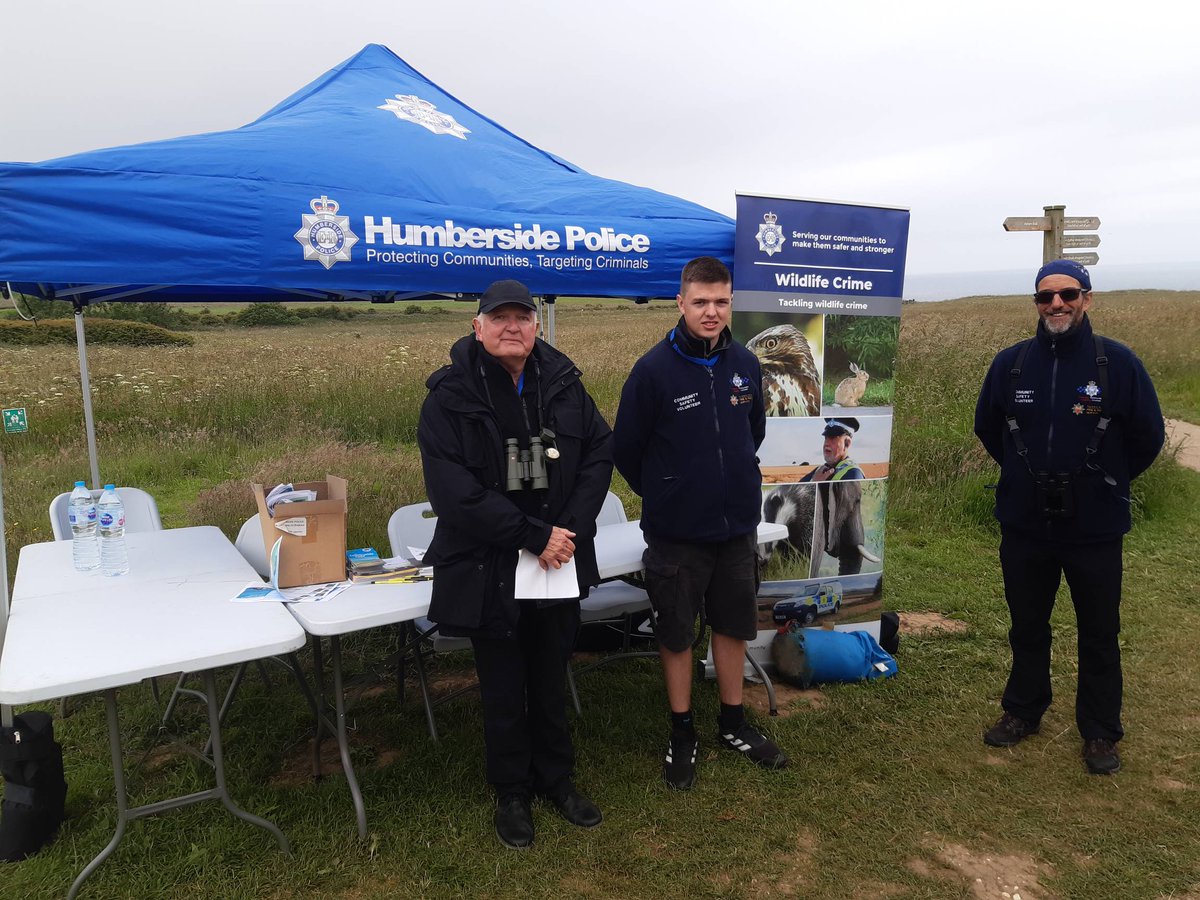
[539,526,576,570]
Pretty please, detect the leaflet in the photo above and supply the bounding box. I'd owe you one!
[514,550,578,600]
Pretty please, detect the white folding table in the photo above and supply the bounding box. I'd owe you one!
[284,519,789,840]
[284,580,432,840]
[0,527,307,899]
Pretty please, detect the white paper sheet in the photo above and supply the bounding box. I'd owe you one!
[514,549,578,600]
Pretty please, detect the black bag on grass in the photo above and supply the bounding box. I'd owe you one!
[0,711,67,862]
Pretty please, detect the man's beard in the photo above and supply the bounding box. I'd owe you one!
[1042,311,1081,335]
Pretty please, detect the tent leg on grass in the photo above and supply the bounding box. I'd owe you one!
[73,302,102,490]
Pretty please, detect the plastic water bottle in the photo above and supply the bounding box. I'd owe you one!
[97,484,129,576]
[68,481,100,572]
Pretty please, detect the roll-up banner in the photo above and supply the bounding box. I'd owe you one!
[733,193,909,636]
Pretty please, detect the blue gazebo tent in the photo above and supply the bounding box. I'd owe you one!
[0,43,733,304]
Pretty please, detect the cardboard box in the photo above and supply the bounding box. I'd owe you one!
[251,475,348,588]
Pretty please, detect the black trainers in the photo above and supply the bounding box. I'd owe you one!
[718,722,789,769]
[983,712,1040,748]
[494,794,534,849]
[663,730,698,790]
[1082,738,1121,775]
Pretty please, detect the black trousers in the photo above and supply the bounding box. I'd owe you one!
[999,528,1124,742]
[470,600,581,798]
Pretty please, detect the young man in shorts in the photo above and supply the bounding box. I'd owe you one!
[614,256,789,789]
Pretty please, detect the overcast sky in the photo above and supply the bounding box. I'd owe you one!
[2,1,1196,281]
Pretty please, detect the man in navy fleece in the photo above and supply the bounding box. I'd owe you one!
[614,256,788,791]
[974,259,1164,775]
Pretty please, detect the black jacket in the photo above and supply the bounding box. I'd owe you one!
[417,334,613,637]
[974,314,1164,542]
[613,319,766,542]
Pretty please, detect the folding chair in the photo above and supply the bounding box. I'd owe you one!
[569,493,658,696]
[48,486,162,542]
[581,495,783,716]
[386,502,583,739]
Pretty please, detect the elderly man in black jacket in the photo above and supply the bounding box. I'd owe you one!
[417,279,613,848]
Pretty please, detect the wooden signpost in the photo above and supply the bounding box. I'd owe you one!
[1003,205,1101,265]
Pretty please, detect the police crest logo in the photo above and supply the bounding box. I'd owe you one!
[377,94,471,139]
[293,195,359,270]
[1073,380,1103,415]
[756,211,786,257]
[729,372,752,406]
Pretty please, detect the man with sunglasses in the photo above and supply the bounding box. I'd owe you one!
[974,259,1164,775]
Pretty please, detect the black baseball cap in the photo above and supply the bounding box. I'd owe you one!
[478,279,537,314]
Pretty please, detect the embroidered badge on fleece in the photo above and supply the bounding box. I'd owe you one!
[1072,380,1103,415]
[729,372,753,406]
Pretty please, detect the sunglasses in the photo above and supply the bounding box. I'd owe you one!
[1033,288,1089,304]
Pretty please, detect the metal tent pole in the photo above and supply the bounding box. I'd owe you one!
[1,451,11,728]
[73,301,102,489]
[543,294,557,347]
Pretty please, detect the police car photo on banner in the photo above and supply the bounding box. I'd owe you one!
[732,193,909,630]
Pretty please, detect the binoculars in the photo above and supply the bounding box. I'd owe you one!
[505,429,557,491]
[1034,471,1075,519]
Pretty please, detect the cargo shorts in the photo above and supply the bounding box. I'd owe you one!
[641,532,759,653]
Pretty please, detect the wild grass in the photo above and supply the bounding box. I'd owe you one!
[0,291,1198,899]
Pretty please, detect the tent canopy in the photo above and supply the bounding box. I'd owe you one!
[0,44,732,304]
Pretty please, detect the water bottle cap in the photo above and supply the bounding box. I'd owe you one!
[75,481,86,487]
[104,484,115,490]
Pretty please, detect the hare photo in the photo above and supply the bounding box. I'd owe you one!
[833,362,869,407]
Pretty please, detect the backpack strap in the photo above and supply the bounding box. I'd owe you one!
[1085,334,1113,473]
[1005,339,1035,474]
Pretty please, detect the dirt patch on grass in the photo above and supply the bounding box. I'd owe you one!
[899,611,968,636]
[759,827,819,896]
[836,882,910,899]
[426,671,479,698]
[744,681,826,717]
[910,842,1049,899]
[141,743,188,773]
[1164,418,1200,472]
[268,733,405,788]
[269,737,346,787]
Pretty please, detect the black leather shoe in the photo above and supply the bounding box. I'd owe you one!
[494,794,534,848]
[983,712,1040,748]
[549,786,603,828]
[1082,738,1121,775]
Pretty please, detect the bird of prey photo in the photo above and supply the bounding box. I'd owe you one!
[746,323,821,417]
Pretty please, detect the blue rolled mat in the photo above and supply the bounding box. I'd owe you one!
[771,625,897,689]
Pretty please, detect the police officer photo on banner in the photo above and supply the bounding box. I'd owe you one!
[758,414,893,482]
[758,426,888,584]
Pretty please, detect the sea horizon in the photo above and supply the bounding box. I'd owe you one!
[905,262,1200,302]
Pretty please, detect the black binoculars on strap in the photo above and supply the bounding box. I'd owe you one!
[504,429,557,492]
[1034,471,1076,519]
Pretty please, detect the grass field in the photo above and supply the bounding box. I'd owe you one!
[0,291,1198,899]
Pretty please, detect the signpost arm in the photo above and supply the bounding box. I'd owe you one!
[73,300,102,489]
[1043,205,1065,263]
[1006,207,1098,268]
